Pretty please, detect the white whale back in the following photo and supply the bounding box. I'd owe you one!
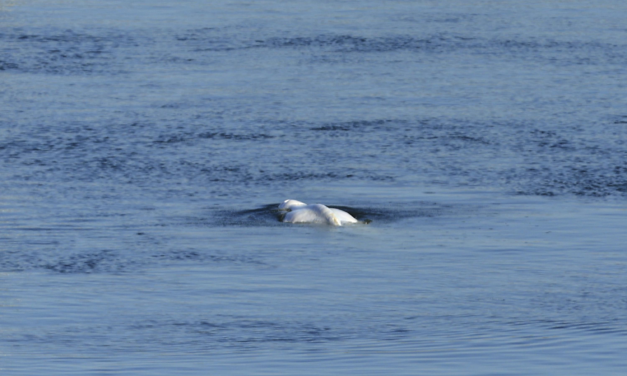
[283,204,341,226]
[278,199,307,210]
[278,199,358,226]
[328,208,358,224]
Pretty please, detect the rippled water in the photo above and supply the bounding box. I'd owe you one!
[2,0,627,374]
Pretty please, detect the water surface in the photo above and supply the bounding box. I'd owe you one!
[1,0,627,375]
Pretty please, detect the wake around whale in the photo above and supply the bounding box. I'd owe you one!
[278,199,362,226]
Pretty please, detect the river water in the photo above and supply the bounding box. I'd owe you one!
[1,1,627,374]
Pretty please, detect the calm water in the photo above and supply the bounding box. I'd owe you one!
[1,0,627,374]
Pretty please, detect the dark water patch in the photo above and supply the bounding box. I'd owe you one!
[198,132,276,141]
[355,202,458,223]
[131,317,414,350]
[175,27,218,42]
[175,30,471,55]
[310,124,353,132]
[449,132,491,145]
[174,27,253,52]
[0,246,268,274]
[0,250,137,274]
[265,171,391,182]
[613,115,627,125]
[488,38,627,66]
[8,313,416,353]
[37,249,129,274]
[0,28,140,75]
[120,319,344,351]
[154,131,276,144]
[514,159,627,197]
[537,319,627,336]
[0,251,31,272]
[208,204,283,227]
[199,319,342,345]
[263,34,453,53]
[395,118,627,198]
[0,59,19,70]
[310,119,406,132]
[528,129,576,151]
[151,249,267,266]
[173,29,627,68]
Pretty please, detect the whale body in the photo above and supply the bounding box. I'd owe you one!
[278,199,359,226]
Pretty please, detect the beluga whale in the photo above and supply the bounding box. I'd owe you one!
[278,199,365,226]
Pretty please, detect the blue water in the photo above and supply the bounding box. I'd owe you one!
[2,1,627,374]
